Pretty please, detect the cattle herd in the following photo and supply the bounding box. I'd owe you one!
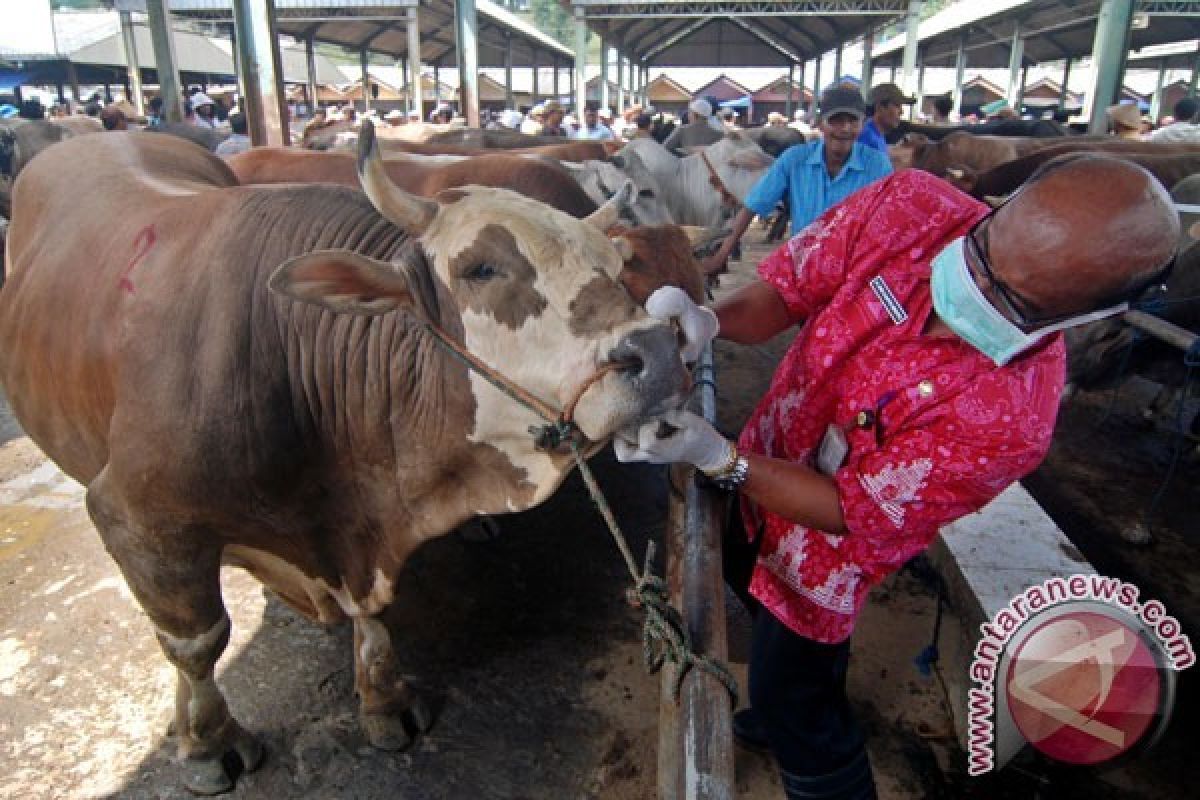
[0,107,1197,793]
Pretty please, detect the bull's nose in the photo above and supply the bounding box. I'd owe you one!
[608,326,689,399]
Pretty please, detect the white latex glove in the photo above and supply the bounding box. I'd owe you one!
[644,286,718,364]
[614,409,731,473]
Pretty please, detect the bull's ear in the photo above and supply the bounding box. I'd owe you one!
[269,249,415,316]
[610,236,635,262]
[680,225,722,251]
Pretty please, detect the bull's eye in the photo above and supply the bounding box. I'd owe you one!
[464,263,499,282]
[638,188,655,198]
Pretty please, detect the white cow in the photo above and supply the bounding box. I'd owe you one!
[561,149,674,226]
[619,133,774,228]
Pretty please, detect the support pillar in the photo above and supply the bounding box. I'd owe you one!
[306,35,319,115]
[145,0,183,123]
[915,59,926,119]
[833,42,843,83]
[553,56,560,100]
[1060,58,1073,110]
[616,53,625,113]
[813,54,822,96]
[952,32,966,118]
[1007,22,1024,108]
[1150,58,1167,123]
[1085,0,1135,134]
[504,33,514,108]
[786,62,794,117]
[454,0,481,127]
[360,48,372,113]
[861,26,873,98]
[900,0,923,117]
[407,6,423,121]
[532,49,540,105]
[232,0,289,145]
[600,40,610,111]
[574,8,587,115]
[119,10,145,116]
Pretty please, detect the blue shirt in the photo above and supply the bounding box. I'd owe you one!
[743,140,893,235]
[857,118,888,153]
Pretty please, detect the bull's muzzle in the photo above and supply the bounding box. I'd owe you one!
[607,325,691,409]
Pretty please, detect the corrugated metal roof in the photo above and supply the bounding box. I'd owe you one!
[871,0,1200,69]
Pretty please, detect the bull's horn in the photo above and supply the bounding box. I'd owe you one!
[584,180,634,229]
[357,119,437,234]
[608,153,626,168]
[983,195,1006,209]
[680,225,721,248]
[946,168,965,180]
[1190,221,1200,241]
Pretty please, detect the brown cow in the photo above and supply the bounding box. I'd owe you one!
[0,125,694,794]
[942,140,1200,198]
[228,146,599,218]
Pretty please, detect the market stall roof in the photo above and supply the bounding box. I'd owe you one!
[871,0,1200,69]
[123,0,575,68]
[570,0,913,67]
[0,15,344,91]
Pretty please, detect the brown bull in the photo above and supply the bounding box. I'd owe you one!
[947,146,1200,198]
[0,124,693,794]
[228,146,598,218]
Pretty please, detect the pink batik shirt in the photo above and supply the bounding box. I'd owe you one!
[739,170,1066,644]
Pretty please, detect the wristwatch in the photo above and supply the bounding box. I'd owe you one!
[702,440,750,491]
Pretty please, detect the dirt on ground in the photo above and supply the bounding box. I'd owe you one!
[1,226,1196,800]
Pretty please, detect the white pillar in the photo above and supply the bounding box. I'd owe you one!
[455,0,481,127]
[1150,58,1168,123]
[861,27,873,99]
[900,0,923,118]
[504,33,514,108]
[144,0,183,123]
[616,54,625,113]
[951,32,966,117]
[407,6,423,122]
[574,8,588,115]
[833,42,843,83]
[1007,22,1024,108]
[231,0,289,145]
[600,40,610,111]
[1085,0,1135,133]
[118,10,145,116]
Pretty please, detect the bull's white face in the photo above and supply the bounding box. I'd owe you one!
[418,187,685,476]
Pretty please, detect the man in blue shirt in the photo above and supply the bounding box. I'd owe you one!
[858,82,914,153]
[701,84,893,276]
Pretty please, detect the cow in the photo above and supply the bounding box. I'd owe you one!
[942,143,1200,199]
[888,130,1060,174]
[227,146,600,219]
[423,127,590,149]
[0,123,694,794]
[562,149,675,225]
[743,124,809,157]
[619,133,775,228]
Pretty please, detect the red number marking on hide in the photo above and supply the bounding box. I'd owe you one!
[119,224,156,294]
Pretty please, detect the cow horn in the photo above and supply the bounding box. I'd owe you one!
[1189,221,1200,241]
[946,168,965,180]
[983,195,1006,209]
[356,119,437,234]
[584,180,634,229]
[680,225,722,249]
[608,153,626,168]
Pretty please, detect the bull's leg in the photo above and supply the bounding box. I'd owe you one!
[86,481,262,795]
[353,615,433,750]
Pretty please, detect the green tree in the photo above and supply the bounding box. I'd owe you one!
[530,0,574,48]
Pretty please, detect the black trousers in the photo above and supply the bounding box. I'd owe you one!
[723,500,873,789]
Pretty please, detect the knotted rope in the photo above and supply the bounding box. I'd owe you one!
[423,320,738,704]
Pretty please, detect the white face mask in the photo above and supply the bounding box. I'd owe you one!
[930,237,1129,366]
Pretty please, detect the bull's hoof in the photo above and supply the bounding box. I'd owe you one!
[361,711,415,751]
[233,728,266,773]
[182,756,235,796]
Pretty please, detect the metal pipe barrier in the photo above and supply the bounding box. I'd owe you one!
[658,344,735,800]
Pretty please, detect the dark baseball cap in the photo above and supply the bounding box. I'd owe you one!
[868,82,917,106]
[818,85,866,122]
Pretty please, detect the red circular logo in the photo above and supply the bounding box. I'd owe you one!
[1005,610,1165,765]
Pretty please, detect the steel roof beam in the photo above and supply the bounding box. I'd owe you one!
[642,17,714,62]
[729,17,804,62]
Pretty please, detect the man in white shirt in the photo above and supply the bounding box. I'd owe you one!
[573,104,615,140]
[190,92,217,130]
[1150,97,1200,143]
[215,113,252,157]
